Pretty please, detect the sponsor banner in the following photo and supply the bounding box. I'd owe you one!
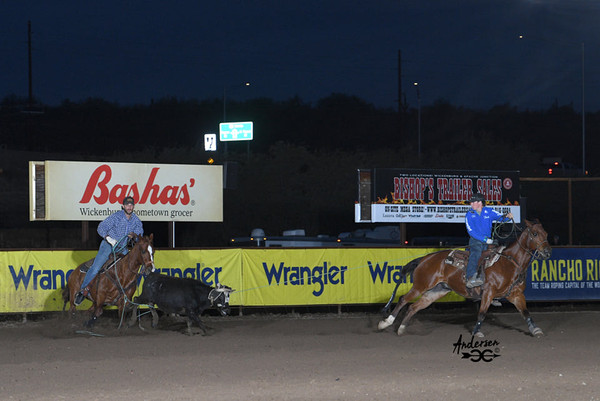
[2,247,598,312]
[0,249,242,313]
[361,168,520,223]
[0,250,96,313]
[149,249,243,305]
[525,247,600,300]
[240,248,464,306]
[357,203,520,224]
[33,161,223,222]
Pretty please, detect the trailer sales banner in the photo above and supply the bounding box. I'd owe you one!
[356,168,521,223]
[29,161,223,222]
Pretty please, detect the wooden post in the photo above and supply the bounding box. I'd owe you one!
[81,221,89,247]
[168,222,175,248]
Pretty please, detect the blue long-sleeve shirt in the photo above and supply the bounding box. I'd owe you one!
[465,207,508,242]
[97,210,143,241]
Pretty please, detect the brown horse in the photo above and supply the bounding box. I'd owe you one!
[63,233,156,328]
[377,220,552,337]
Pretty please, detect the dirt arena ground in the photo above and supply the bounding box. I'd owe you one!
[0,304,598,401]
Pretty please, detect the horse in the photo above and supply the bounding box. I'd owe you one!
[63,233,156,328]
[377,219,552,338]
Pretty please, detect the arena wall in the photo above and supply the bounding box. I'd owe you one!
[0,247,598,313]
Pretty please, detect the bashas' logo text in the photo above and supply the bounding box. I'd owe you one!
[452,334,501,362]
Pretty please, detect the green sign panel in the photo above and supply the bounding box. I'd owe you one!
[219,121,253,141]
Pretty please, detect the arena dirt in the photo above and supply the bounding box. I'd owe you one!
[0,306,598,400]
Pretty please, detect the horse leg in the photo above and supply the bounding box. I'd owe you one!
[379,279,436,331]
[377,292,412,331]
[128,305,140,328]
[396,285,450,335]
[85,298,104,328]
[84,307,101,328]
[67,288,78,317]
[472,293,495,338]
[507,291,543,337]
[116,299,130,330]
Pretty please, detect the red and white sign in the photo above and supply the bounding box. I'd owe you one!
[35,161,222,222]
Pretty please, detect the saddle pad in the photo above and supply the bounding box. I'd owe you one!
[445,246,506,270]
[445,249,469,270]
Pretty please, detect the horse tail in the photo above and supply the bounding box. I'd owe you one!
[380,256,423,315]
[61,283,70,311]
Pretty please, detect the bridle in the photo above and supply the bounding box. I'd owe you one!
[516,224,551,260]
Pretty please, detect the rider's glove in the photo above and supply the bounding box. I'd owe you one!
[485,238,494,245]
[106,236,117,246]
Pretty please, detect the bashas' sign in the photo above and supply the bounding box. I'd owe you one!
[29,161,223,222]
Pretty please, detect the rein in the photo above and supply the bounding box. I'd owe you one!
[103,237,153,328]
[498,224,549,299]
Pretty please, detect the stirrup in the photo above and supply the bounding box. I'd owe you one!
[466,276,483,288]
[74,287,89,306]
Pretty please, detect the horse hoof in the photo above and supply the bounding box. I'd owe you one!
[532,328,544,337]
[396,325,406,336]
[378,316,394,331]
[474,331,485,338]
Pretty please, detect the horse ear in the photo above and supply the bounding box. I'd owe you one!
[525,220,533,228]
[149,233,154,242]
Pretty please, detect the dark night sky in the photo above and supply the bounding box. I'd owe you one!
[2,1,599,111]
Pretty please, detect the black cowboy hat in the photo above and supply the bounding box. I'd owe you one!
[123,196,135,205]
[469,193,486,203]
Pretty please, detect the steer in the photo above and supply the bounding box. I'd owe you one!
[130,272,234,335]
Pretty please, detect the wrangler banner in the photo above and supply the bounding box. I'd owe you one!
[0,249,242,313]
[150,248,243,305]
[239,248,463,306]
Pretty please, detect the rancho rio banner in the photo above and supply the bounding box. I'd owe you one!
[29,161,223,222]
[356,168,520,223]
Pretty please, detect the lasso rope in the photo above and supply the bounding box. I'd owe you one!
[107,235,153,329]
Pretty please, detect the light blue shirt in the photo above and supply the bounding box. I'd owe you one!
[97,210,143,241]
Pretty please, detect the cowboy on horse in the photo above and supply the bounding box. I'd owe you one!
[465,192,513,288]
[74,196,144,306]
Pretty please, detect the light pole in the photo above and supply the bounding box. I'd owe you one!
[518,35,585,175]
[581,42,585,175]
[223,81,250,122]
[222,82,250,156]
[414,82,421,160]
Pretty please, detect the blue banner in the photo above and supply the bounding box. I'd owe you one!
[525,247,600,300]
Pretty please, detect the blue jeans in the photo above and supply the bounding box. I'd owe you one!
[80,240,113,290]
[466,238,487,279]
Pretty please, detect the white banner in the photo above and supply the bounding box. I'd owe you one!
[32,161,223,222]
[356,203,521,223]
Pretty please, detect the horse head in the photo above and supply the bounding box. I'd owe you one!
[133,233,156,275]
[522,220,552,260]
